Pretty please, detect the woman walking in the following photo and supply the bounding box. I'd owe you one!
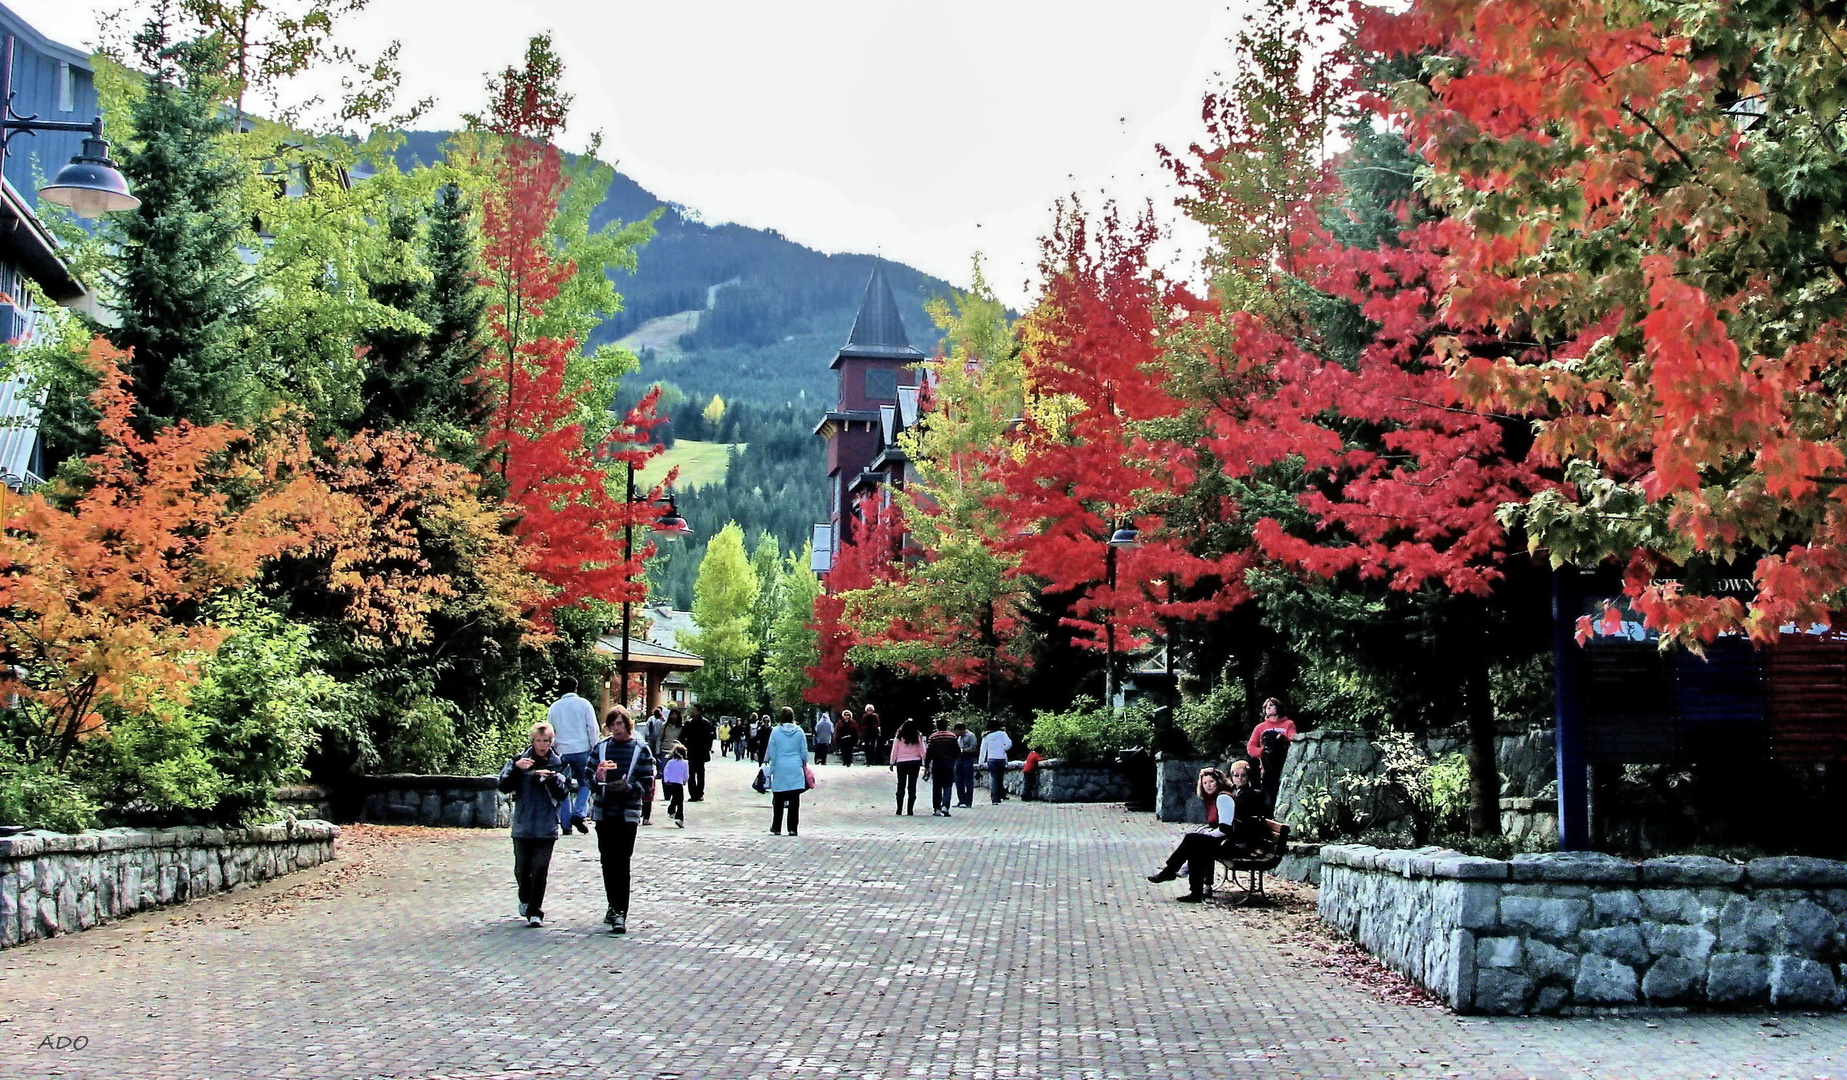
[591,707,655,934]
[887,719,925,815]
[835,709,857,768]
[765,707,812,836]
[497,722,569,927]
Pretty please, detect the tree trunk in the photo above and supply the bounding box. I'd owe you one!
[1463,646,1503,838]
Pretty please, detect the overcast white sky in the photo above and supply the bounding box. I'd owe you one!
[13,0,1249,307]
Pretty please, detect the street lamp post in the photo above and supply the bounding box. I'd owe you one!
[595,442,690,713]
[1,37,140,218]
[1103,523,1140,709]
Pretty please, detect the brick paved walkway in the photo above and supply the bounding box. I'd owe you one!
[2,755,1841,1080]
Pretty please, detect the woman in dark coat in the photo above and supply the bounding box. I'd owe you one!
[1144,763,1265,902]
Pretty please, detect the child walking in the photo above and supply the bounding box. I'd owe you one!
[662,745,689,828]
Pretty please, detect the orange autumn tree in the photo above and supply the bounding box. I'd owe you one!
[471,36,669,622]
[276,428,550,651]
[0,341,319,765]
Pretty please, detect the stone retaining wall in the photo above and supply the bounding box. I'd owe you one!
[0,820,338,949]
[1155,755,1222,823]
[1273,727,1557,847]
[1000,760,1132,803]
[1318,843,1847,1014]
[359,775,510,828]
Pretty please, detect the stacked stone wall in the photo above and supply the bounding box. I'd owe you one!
[359,775,510,828]
[0,820,338,948]
[1318,844,1847,1014]
[999,760,1132,803]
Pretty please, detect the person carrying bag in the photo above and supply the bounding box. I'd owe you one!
[590,707,654,934]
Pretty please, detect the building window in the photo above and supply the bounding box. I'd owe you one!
[864,368,898,400]
[57,63,74,112]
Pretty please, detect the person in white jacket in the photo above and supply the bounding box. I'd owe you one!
[546,679,602,834]
[978,721,1013,805]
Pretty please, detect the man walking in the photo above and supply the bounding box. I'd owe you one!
[953,721,978,808]
[813,710,835,766]
[590,707,654,934]
[924,718,961,817]
[681,704,715,802]
[547,678,601,834]
[860,703,885,766]
[979,720,1013,804]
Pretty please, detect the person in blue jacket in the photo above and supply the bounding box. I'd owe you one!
[765,706,812,836]
[497,722,569,927]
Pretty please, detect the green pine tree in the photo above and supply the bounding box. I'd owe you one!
[417,183,490,435]
[99,27,252,431]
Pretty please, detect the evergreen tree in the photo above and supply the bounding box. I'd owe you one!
[747,532,783,701]
[99,26,252,431]
[355,183,490,444]
[763,544,821,707]
[681,522,760,714]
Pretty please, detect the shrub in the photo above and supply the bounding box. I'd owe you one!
[1429,751,1471,840]
[0,750,97,833]
[95,595,329,826]
[1176,677,1246,757]
[1026,697,1155,762]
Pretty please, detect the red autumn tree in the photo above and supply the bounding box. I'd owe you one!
[991,205,1252,685]
[805,494,907,707]
[1356,0,1847,645]
[471,36,668,623]
[1138,0,1552,833]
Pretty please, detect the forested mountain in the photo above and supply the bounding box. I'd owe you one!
[392,131,949,611]
[640,399,825,610]
[393,131,951,408]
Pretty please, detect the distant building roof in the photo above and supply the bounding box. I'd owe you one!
[592,635,704,671]
[833,264,925,367]
[642,603,697,651]
[0,3,91,69]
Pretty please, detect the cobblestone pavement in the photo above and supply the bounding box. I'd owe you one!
[2,755,1842,1080]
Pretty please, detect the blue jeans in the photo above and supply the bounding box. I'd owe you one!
[558,752,595,829]
[988,760,1007,804]
[953,758,975,806]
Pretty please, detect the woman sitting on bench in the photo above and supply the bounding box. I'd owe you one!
[1146,762,1266,902]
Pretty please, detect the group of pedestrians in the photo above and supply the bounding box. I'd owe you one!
[885,717,1015,817]
[500,682,719,935]
[809,704,886,766]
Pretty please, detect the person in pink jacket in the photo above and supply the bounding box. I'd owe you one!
[887,719,927,815]
[1246,698,1298,813]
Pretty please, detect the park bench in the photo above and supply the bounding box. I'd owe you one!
[1212,819,1290,905]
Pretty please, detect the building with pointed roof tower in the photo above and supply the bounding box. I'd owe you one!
[810,264,925,572]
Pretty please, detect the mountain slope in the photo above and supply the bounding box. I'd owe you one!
[393,131,953,408]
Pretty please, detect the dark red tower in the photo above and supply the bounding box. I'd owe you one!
[811,264,922,571]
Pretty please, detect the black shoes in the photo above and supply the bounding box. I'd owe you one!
[1147,868,1178,883]
[571,816,588,834]
[611,912,627,934]
[1175,893,1205,903]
